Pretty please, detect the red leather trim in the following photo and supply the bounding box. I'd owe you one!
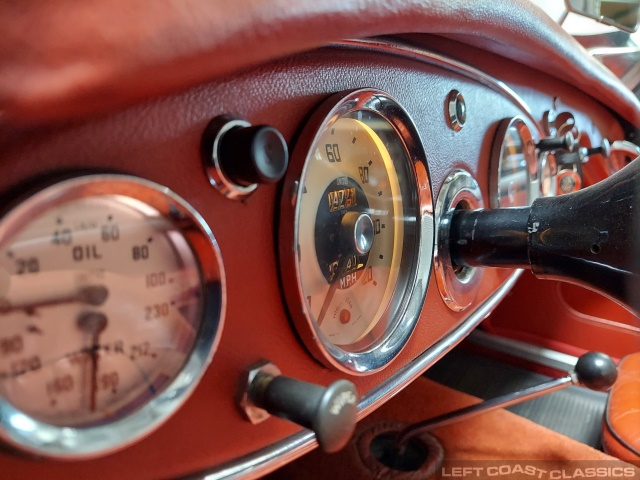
[483,272,640,360]
[603,353,640,461]
[0,35,632,479]
[1,0,639,126]
[0,46,526,479]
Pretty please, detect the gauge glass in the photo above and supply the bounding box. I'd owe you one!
[282,90,434,374]
[0,175,224,457]
[491,117,537,208]
[540,152,557,197]
[299,116,404,346]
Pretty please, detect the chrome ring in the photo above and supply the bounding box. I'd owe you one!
[434,170,484,312]
[203,117,258,200]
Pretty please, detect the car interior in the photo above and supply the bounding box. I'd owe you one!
[0,0,639,478]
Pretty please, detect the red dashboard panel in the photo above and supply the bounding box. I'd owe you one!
[0,40,628,478]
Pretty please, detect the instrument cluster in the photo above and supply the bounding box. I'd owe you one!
[0,84,585,462]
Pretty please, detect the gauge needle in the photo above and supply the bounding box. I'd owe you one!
[316,254,350,326]
[0,285,109,315]
[316,281,339,327]
[77,312,108,413]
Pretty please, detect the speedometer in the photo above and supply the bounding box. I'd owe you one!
[280,89,434,374]
[0,175,224,458]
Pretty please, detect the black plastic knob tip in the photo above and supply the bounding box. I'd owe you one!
[250,373,358,453]
[574,352,617,391]
[220,125,288,186]
[585,138,611,158]
[537,133,577,153]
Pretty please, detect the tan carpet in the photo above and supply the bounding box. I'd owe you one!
[266,377,639,479]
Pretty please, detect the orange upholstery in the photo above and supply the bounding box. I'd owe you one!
[269,377,636,479]
[603,353,640,461]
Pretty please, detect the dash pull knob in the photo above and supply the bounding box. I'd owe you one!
[242,362,358,453]
[219,125,288,186]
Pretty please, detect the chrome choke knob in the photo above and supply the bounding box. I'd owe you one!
[202,115,289,200]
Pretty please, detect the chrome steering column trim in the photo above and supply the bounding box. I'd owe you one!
[201,270,522,480]
[433,170,485,312]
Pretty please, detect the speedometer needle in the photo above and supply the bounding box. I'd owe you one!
[0,285,109,314]
[316,281,339,327]
[316,255,349,327]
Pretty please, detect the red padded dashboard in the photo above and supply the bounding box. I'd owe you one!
[0,0,637,478]
[0,41,628,478]
[1,0,639,126]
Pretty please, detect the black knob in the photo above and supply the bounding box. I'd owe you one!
[584,138,611,158]
[219,125,288,187]
[248,370,358,453]
[537,132,577,153]
[574,352,618,391]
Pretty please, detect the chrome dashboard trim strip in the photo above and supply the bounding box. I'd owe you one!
[199,38,537,480]
[357,270,523,416]
[588,46,640,57]
[331,38,543,134]
[202,270,523,480]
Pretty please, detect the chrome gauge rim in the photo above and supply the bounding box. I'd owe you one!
[539,152,558,197]
[490,116,539,208]
[0,175,225,458]
[280,89,434,375]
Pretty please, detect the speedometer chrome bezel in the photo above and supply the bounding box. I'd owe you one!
[279,89,434,375]
[0,174,225,459]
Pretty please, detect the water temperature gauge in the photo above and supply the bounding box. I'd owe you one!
[0,175,224,458]
[280,89,434,374]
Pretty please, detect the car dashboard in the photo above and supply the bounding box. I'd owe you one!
[0,1,638,479]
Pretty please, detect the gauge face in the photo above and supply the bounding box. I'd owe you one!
[299,116,404,346]
[491,117,537,208]
[281,90,434,374]
[0,175,224,458]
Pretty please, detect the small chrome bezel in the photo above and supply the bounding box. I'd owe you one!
[279,89,434,375]
[489,116,539,208]
[434,170,484,312]
[202,116,258,200]
[446,90,466,132]
[0,174,225,459]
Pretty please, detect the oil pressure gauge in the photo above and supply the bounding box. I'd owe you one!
[0,175,224,458]
[280,89,434,374]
